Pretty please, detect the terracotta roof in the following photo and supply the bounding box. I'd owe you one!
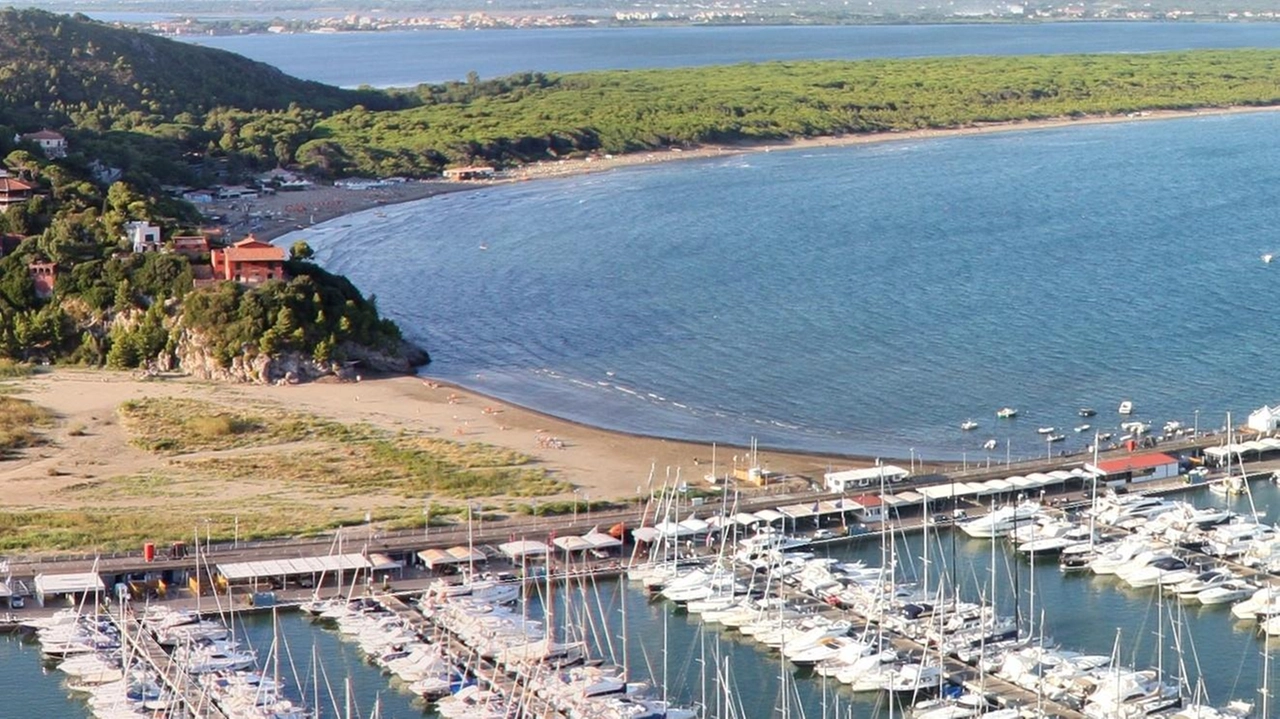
[22,130,64,141]
[220,245,285,263]
[849,494,883,507]
[0,178,33,193]
[1094,453,1178,474]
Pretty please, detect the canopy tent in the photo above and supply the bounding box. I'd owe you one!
[677,517,711,535]
[498,540,549,560]
[753,509,785,524]
[734,512,763,527]
[551,535,594,553]
[419,547,484,570]
[583,531,622,549]
[632,527,661,543]
[35,572,105,607]
[219,553,371,583]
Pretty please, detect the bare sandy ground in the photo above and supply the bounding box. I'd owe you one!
[1,370,864,514]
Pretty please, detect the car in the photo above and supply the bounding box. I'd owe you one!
[10,596,24,609]
[812,529,835,541]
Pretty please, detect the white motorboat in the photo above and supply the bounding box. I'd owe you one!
[1169,569,1232,598]
[961,419,979,431]
[1047,433,1066,443]
[1036,426,1056,435]
[982,439,998,451]
[996,407,1018,419]
[1118,400,1134,415]
[1197,580,1257,606]
[1074,424,1091,432]
[959,501,1042,539]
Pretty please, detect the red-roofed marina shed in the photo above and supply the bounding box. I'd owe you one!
[1086,452,1180,487]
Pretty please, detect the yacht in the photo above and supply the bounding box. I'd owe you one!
[959,501,1042,539]
[996,407,1018,419]
[1197,580,1257,606]
[1079,407,1097,417]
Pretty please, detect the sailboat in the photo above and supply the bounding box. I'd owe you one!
[1209,413,1247,497]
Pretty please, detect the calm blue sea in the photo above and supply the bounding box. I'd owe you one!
[283,112,1280,459]
[182,22,1280,86]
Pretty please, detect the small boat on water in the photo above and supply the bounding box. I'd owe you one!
[1078,407,1096,417]
[982,439,998,451]
[1036,426,1056,435]
[996,407,1018,419]
[1047,434,1066,443]
[1118,400,1134,415]
[1264,253,1274,264]
[1074,424,1091,433]
[960,419,979,431]
[1097,432,1114,442]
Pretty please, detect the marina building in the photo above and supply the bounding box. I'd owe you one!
[824,465,909,493]
[1085,452,1180,488]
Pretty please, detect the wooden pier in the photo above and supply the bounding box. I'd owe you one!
[108,609,229,719]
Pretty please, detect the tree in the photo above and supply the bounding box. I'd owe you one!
[289,240,315,262]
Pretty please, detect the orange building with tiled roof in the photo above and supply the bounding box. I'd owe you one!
[210,236,288,285]
[0,177,34,208]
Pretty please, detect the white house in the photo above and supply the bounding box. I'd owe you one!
[1248,404,1280,434]
[16,130,67,159]
[824,464,909,493]
[125,221,161,253]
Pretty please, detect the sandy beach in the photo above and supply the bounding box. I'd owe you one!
[229,104,1280,243]
[3,370,869,520]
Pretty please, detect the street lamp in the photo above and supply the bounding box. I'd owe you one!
[573,489,580,524]
[909,448,916,475]
[585,493,591,523]
[423,502,431,540]
[1194,409,1200,438]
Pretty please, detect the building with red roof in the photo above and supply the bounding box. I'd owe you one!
[1087,452,1180,486]
[209,236,288,285]
[0,177,34,208]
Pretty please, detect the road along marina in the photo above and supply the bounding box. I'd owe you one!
[7,433,1280,718]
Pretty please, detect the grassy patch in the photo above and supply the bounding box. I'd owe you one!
[117,397,377,454]
[0,396,54,455]
[182,437,567,499]
[0,359,33,378]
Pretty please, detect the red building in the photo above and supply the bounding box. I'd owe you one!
[28,261,56,299]
[170,235,210,259]
[0,178,34,208]
[210,236,288,285]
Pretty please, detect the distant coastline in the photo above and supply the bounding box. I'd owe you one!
[258,100,1280,245]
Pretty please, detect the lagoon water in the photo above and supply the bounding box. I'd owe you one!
[284,111,1280,460]
[184,22,1280,87]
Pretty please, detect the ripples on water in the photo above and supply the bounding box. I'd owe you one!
[284,113,1280,459]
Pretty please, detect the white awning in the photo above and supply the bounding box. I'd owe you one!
[552,535,594,552]
[735,512,763,526]
[369,553,404,571]
[498,540,549,559]
[632,526,661,543]
[678,517,710,534]
[219,553,371,582]
[918,485,955,500]
[753,509,785,524]
[979,479,1013,495]
[779,503,817,519]
[35,572,104,596]
[447,546,486,563]
[583,531,622,549]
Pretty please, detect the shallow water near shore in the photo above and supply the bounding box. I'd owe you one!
[284,111,1280,459]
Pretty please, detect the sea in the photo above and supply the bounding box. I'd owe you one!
[17,19,1280,718]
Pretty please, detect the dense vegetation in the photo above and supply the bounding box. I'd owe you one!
[308,51,1280,174]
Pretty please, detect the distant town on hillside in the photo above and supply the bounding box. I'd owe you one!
[14,0,1280,31]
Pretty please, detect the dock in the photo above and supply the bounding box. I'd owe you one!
[108,608,228,719]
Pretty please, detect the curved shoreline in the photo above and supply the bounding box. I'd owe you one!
[257,102,1280,244]
[255,103,1278,471]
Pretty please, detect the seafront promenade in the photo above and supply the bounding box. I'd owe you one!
[2,430,1242,585]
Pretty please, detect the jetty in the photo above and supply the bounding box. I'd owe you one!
[107,608,228,719]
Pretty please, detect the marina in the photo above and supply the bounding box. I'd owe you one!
[8,440,1280,717]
